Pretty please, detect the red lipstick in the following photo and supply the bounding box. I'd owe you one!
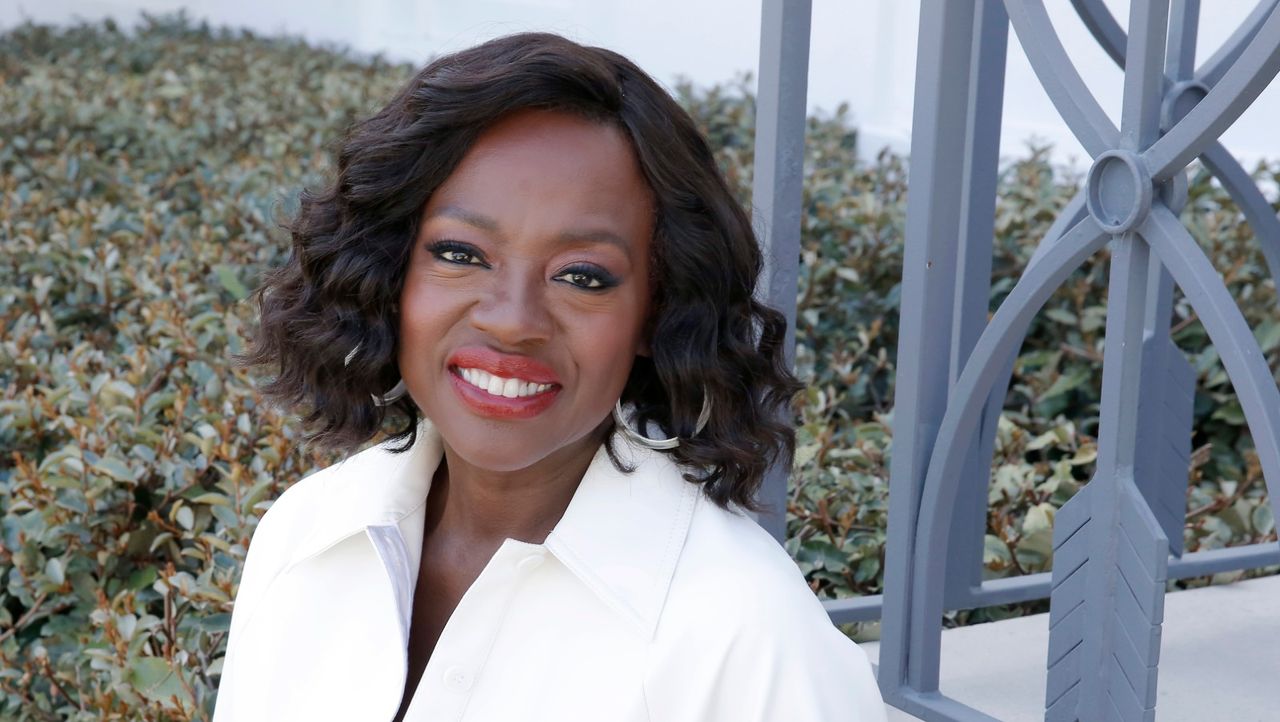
[445,346,561,420]
[447,347,561,384]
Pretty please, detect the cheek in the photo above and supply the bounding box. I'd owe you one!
[397,278,463,358]
[566,298,648,378]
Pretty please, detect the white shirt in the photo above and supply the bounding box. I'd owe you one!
[211,415,887,721]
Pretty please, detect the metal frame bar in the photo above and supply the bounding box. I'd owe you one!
[824,541,1280,624]
[751,0,812,542]
[878,0,1000,707]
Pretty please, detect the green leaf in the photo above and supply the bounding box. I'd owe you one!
[1044,307,1078,325]
[1252,505,1275,536]
[983,534,1011,567]
[794,539,844,572]
[216,265,249,300]
[102,380,137,400]
[1210,401,1245,426]
[44,557,65,586]
[194,613,231,633]
[1039,367,1091,401]
[1026,430,1060,452]
[127,566,158,592]
[175,506,195,531]
[91,457,136,484]
[853,556,880,583]
[1022,502,1056,536]
[129,656,189,708]
[1256,319,1280,353]
[190,492,230,506]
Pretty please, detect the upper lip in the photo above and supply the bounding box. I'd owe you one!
[447,346,561,385]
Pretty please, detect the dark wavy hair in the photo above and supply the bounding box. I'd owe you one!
[234,31,802,511]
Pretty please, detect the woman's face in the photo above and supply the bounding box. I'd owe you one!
[398,108,656,472]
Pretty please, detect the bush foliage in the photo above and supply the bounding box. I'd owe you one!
[1,12,1276,720]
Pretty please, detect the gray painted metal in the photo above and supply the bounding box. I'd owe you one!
[745,0,1280,717]
[822,540,1280,626]
[1044,5,1174,716]
[865,1,1280,721]
[750,0,811,542]
[877,0,1003,715]
[942,0,1011,611]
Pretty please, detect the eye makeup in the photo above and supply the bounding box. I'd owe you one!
[425,239,620,291]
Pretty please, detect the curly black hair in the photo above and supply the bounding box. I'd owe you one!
[234,31,802,511]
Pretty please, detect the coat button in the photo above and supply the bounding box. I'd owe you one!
[517,552,545,572]
[443,665,472,691]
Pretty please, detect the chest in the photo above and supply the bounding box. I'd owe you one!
[393,542,490,720]
[397,538,650,721]
[227,529,652,722]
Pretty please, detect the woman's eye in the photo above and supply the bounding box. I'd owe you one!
[428,241,485,266]
[441,250,479,264]
[554,267,615,290]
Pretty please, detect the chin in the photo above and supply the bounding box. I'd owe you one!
[433,421,551,470]
[434,413,609,474]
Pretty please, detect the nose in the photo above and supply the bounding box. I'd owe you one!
[469,264,554,348]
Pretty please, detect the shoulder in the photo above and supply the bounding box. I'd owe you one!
[241,440,393,560]
[224,462,333,632]
[242,460,337,561]
[643,498,886,721]
[669,498,823,623]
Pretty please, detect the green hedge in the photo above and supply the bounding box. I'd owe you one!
[1,12,1275,720]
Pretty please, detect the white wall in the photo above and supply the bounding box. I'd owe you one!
[4,0,1279,169]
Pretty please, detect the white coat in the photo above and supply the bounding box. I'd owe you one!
[211,414,887,721]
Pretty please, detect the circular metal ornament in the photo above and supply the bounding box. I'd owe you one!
[1086,149,1153,235]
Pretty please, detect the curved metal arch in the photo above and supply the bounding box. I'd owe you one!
[1002,0,1119,157]
[906,216,1111,677]
[1199,141,1280,285]
[1144,5,1280,179]
[1199,0,1280,87]
[1141,206,1280,494]
[1073,0,1280,87]
[1072,0,1280,177]
[1027,191,1089,269]
[1071,0,1127,68]
[1069,0,1280,303]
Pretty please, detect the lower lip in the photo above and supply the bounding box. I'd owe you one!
[447,367,561,419]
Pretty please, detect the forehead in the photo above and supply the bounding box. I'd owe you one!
[424,108,655,230]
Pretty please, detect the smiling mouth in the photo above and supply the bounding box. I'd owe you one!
[450,365,559,399]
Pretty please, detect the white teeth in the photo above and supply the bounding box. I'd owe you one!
[456,366,552,398]
[486,375,505,395]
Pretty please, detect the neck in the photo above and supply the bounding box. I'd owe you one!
[425,419,611,547]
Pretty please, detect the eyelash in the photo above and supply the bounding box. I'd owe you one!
[425,240,618,291]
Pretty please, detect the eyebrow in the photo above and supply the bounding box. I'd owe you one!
[426,205,632,252]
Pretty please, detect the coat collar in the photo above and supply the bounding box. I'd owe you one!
[281,410,701,639]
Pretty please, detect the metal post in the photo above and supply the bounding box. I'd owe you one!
[943,0,1012,608]
[879,0,983,708]
[751,0,812,542]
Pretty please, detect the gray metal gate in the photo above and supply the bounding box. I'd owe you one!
[751,1,1280,720]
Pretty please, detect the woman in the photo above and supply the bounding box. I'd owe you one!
[215,31,885,722]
